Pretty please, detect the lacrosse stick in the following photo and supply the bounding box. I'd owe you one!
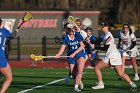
[119,48,131,57]
[17,11,33,29]
[31,54,69,61]
[68,15,77,27]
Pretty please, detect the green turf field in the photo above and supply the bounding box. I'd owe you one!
[1,68,139,93]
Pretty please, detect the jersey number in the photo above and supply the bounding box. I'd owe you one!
[72,46,78,50]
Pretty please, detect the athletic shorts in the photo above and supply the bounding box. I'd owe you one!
[67,50,86,64]
[0,57,8,68]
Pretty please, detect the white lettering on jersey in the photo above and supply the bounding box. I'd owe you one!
[69,41,79,45]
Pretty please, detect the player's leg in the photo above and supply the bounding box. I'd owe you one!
[92,60,109,89]
[90,53,97,67]
[87,54,95,67]
[118,56,126,80]
[69,64,75,77]
[0,64,12,93]
[0,72,2,81]
[131,57,139,81]
[74,57,85,92]
[65,63,75,83]
[122,56,126,72]
[114,65,137,89]
[65,57,77,83]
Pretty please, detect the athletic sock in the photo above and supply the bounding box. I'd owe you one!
[135,73,139,78]
[98,81,104,85]
[130,82,134,86]
[74,84,78,89]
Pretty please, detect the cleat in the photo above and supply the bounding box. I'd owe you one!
[92,82,104,90]
[74,87,81,92]
[65,76,71,84]
[79,81,84,89]
[131,82,137,91]
[133,77,139,81]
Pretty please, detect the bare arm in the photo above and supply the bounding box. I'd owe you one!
[55,44,66,58]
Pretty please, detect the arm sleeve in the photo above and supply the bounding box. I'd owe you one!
[129,41,136,49]
[117,37,121,48]
[131,34,136,41]
[94,45,110,51]
[90,37,101,46]
[129,34,136,49]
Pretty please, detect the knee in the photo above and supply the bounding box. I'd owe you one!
[77,71,83,76]
[5,75,12,82]
[118,72,124,77]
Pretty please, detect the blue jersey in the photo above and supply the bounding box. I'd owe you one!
[85,35,97,58]
[0,28,11,57]
[75,32,84,41]
[61,32,86,64]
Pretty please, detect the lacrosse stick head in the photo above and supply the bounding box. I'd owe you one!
[23,11,33,22]
[31,54,46,61]
[68,15,77,27]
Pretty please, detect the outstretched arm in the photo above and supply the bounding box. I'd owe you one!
[9,29,19,39]
[94,45,110,51]
[55,44,66,58]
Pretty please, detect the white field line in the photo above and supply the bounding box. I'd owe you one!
[17,78,65,93]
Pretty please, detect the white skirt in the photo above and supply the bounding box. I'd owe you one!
[103,56,122,66]
[103,50,122,66]
[122,46,140,57]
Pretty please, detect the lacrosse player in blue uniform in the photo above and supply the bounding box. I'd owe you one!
[84,27,97,67]
[0,18,18,93]
[55,23,86,92]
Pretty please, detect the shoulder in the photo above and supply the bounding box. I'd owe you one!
[106,32,112,37]
[130,33,136,38]
[62,34,68,39]
[0,28,10,33]
[0,28,7,31]
[75,32,84,39]
[91,35,96,38]
[90,35,96,40]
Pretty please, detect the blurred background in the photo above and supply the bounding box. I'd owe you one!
[0,0,139,62]
[0,0,139,23]
[0,1,140,93]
